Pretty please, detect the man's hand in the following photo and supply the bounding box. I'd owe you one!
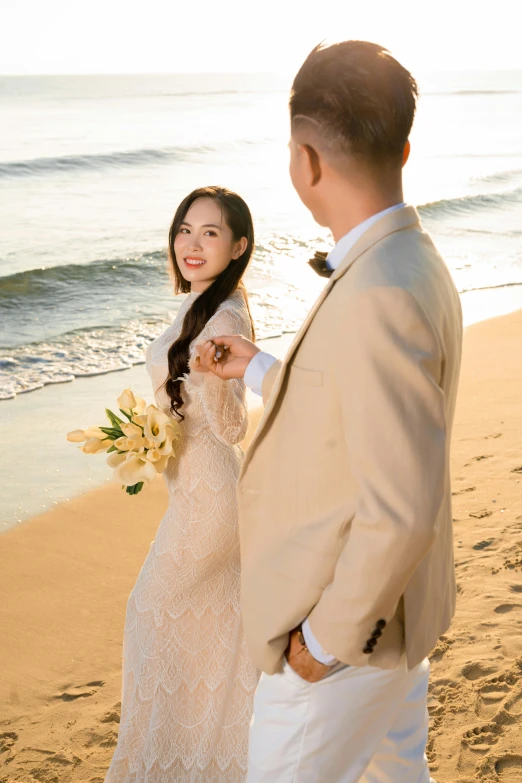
[285,627,333,683]
[193,335,260,380]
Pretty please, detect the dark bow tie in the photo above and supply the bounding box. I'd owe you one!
[308,250,333,278]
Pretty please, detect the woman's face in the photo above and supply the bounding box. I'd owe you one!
[173,198,247,293]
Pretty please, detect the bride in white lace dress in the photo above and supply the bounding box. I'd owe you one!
[105,187,259,782]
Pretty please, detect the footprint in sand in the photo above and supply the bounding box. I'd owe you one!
[494,603,521,614]
[511,466,522,474]
[461,722,502,753]
[462,662,498,681]
[476,662,522,718]
[477,680,512,718]
[504,543,522,571]
[72,726,118,749]
[452,485,476,496]
[100,702,121,724]
[474,538,496,551]
[504,685,522,717]
[6,747,82,780]
[55,680,105,702]
[495,755,522,780]
[0,731,18,754]
[469,509,493,519]
[479,754,522,781]
[429,634,455,664]
[509,584,522,593]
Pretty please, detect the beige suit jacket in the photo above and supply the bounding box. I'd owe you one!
[238,206,463,674]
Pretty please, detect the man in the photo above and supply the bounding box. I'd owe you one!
[196,40,462,782]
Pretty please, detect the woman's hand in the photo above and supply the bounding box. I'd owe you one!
[194,335,260,380]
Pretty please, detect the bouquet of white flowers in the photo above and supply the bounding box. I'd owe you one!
[67,388,181,495]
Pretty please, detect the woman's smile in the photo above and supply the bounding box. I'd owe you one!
[184,256,207,268]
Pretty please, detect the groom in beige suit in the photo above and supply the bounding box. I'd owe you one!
[196,41,462,782]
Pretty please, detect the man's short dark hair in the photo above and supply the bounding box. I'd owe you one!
[290,41,418,164]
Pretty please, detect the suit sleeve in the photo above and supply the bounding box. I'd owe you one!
[186,306,251,446]
[307,286,447,666]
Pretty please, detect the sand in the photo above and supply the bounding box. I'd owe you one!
[1,312,522,783]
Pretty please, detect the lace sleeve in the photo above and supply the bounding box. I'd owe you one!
[184,300,252,446]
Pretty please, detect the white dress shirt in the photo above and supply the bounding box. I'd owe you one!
[244,203,406,664]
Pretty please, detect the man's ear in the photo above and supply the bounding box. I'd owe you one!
[302,143,322,186]
[402,140,411,168]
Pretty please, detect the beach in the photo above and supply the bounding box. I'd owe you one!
[2,66,522,783]
[1,310,521,782]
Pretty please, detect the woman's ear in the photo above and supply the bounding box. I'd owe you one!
[233,236,248,260]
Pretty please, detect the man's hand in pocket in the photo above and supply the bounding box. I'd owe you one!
[285,627,333,683]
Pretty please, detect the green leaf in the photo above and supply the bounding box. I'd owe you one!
[106,444,117,453]
[124,481,144,496]
[99,426,123,438]
[106,408,124,428]
[119,408,133,421]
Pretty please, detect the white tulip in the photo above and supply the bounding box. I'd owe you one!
[133,396,147,414]
[84,426,107,439]
[81,436,110,454]
[67,429,86,442]
[120,422,143,438]
[117,389,137,410]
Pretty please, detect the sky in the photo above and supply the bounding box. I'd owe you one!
[0,0,521,75]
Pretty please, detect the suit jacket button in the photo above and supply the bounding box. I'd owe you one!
[376,619,387,630]
[363,646,373,655]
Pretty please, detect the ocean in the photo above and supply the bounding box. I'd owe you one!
[1,71,522,402]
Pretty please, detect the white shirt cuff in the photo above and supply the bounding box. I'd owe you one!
[302,618,338,665]
[244,351,277,397]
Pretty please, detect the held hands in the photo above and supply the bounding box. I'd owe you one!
[193,335,260,381]
[285,627,333,683]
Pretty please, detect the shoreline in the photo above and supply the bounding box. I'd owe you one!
[3,280,522,402]
[3,285,522,531]
[0,333,294,532]
[1,307,521,781]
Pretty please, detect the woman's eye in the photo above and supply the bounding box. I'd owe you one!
[179,228,190,234]
[205,231,217,237]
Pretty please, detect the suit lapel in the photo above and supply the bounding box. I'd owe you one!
[241,206,420,472]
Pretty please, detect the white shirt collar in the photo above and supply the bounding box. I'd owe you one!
[327,203,406,271]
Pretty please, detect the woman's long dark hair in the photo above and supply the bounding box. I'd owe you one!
[165,186,256,419]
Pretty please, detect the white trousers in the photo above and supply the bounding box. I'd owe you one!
[247,656,435,783]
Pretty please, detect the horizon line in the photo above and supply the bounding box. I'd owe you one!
[2,67,522,78]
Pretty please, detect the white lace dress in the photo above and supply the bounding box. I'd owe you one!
[105,290,259,783]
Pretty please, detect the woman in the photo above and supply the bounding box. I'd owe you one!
[105,186,259,782]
